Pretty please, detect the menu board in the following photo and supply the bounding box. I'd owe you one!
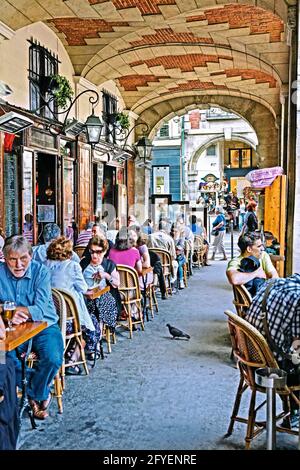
[4,152,19,236]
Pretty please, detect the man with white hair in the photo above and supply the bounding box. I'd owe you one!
[210,206,227,260]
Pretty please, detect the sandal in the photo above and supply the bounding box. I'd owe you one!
[29,399,49,420]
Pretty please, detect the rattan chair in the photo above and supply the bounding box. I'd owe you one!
[116,264,145,339]
[193,235,206,268]
[224,309,300,449]
[232,284,252,318]
[148,248,173,297]
[54,288,89,377]
[25,290,66,414]
[51,289,67,413]
[73,245,86,259]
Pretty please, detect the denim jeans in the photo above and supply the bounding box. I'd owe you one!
[7,324,64,401]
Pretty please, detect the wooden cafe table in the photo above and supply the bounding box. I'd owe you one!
[0,321,48,429]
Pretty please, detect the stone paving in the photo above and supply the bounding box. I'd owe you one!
[19,244,298,451]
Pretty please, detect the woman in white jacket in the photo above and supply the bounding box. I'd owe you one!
[44,236,99,373]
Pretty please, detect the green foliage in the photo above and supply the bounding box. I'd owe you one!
[50,74,74,109]
[115,111,130,130]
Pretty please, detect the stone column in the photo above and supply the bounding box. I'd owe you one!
[133,165,150,223]
[286,5,298,274]
[293,6,300,273]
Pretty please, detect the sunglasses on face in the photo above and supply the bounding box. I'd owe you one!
[89,249,103,255]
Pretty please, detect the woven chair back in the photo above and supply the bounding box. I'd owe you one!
[73,245,86,259]
[225,310,279,389]
[232,284,252,318]
[116,264,142,303]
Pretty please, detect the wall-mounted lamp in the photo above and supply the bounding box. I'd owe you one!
[0,111,34,133]
[135,136,153,169]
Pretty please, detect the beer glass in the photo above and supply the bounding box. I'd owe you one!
[3,301,16,331]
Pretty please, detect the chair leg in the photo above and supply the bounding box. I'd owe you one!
[54,372,63,414]
[226,375,245,437]
[152,286,159,312]
[148,287,154,319]
[245,389,257,450]
[105,325,111,353]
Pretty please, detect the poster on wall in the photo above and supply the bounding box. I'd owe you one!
[37,205,55,222]
[152,166,170,194]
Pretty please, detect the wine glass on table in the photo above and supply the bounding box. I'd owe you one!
[3,301,16,331]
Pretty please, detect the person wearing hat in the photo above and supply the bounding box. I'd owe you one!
[32,223,80,264]
[210,207,227,261]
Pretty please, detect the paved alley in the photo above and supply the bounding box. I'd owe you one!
[19,246,298,451]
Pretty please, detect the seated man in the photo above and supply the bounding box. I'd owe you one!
[0,316,19,450]
[0,236,64,420]
[226,233,278,287]
[147,219,178,290]
[246,274,300,427]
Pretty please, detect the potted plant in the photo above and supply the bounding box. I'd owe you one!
[115,111,130,130]
[41,74,74,109]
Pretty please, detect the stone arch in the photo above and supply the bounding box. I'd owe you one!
[138,94,278,169]
[188,134,258,173]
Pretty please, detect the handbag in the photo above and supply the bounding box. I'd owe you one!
[211,228,219,237]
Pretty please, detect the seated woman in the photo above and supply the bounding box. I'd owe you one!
[108,227,143,320]
[83,236,120,355]
[108,227,142,275]
[128,228,154,289]
[45,236,97,372]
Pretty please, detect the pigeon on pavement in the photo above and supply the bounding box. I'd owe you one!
[166,323,190,340]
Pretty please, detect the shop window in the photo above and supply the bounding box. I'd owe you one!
[102,90,117,143]
[28,39,59,119]
[229,148,252,168]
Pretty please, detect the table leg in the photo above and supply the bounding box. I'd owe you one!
[17,339,37,430]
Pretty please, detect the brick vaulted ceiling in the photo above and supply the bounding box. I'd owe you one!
[0,0,297,120]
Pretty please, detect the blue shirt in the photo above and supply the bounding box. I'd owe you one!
[212,214,226,231]
[0,260,58,327]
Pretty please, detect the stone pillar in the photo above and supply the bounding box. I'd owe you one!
[133,165,150,223]
[293,5,300,273]
[286,5,298,274]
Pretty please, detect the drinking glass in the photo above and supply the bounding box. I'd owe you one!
[3,301,16,331]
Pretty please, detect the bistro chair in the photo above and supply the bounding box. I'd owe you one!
[25,289,66,414]
[148,248,173,297]
[54,288,89,377]
[224,310,300,449]
[73,245,86,259]
[232,284,252,319]
[193,235,206,268]
[184,240,193,277]
[116,264,145,339]
[142,267,158,320]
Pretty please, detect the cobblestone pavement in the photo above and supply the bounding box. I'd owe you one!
[19,244,297,450]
